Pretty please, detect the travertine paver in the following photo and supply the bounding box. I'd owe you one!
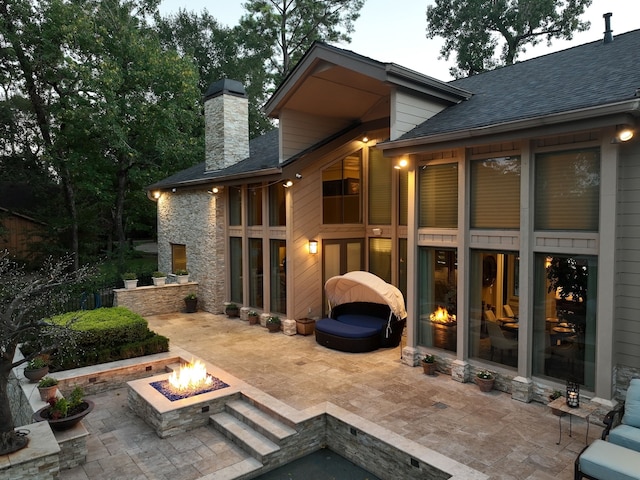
[61,312,600,480]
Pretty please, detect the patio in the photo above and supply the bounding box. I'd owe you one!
[60,311,601,480]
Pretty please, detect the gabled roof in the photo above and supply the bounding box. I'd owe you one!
[148,129,280,190]
[383,28,640,148]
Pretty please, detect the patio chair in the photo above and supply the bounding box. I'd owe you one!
[485,315,518,362]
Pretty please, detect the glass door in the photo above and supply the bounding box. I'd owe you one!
[322,239,364,316]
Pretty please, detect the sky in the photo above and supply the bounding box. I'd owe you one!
[158,0,639,81]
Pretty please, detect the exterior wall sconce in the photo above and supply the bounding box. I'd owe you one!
[362,134,369,143]
[283,179,294,188]
[207,187,219,195]
[612,125,635,143]
[394,158,409,170]
[308,240,318,254]
[153,191,161,199]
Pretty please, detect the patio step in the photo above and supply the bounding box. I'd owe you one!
[210,412,280,462]
[225,399,296,444]
[196,457,262,480]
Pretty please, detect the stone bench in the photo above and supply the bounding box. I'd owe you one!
[575,439,640,480]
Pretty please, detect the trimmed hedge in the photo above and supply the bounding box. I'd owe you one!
[45,307,169,371]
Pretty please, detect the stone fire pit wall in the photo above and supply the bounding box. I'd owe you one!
[115,282,198,316]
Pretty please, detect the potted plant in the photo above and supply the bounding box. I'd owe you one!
[175,269,189,284]
[184,293,198,313]
[152,271,167,286]
[32,386,94,431]
[295,317,315,335]
[248,310,259,325]
[37,376,58,402]
[122,272,138,289]
[266,316,281,332]
[549,390,563,415]
[475,369,495,392]
[422,354,437,376]
[225,303,239,318]
[23,357,49,382]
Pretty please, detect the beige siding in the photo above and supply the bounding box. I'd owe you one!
[279,109,352,161]
[390,90,447,140]
[616,142,640,369]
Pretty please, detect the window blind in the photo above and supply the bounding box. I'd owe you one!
[418,163,458,228]
[471,157,521,229]
[368,149,392,224]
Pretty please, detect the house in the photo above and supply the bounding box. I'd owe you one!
[148,21,640,407]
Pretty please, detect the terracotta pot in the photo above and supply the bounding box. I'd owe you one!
[38,385,58,402]
[248,315,259,325]
[422,361,437,376]
[267,322,280,332]
[33,400,94,431]
[476,377,495,392]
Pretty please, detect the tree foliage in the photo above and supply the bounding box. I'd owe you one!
[0,251,94,453]
[426,0,593,78]
[239,0,365,87]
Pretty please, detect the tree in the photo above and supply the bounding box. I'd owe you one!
[426,0,593,78]
[0,0,203,264]
[239,0,365,87]
[0,251,93,454]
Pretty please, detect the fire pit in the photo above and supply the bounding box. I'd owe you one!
[127,357,240,438]
[430,306,456,325]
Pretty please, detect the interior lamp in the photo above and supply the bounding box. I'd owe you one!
[308,240,318,255]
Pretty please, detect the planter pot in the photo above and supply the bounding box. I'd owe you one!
[38,385,58,402]
[226,308,239,318]
[24,366,49,383]
[152,277,166,286]
[33,400,94,431]
[476,377,495,392]
[176,274,189,284]
[124,279,138,289]
[295,318,315,335]
[248,315,259,325]
[422,361,437,376]
[185,298,198,313]
[267,323,281,333]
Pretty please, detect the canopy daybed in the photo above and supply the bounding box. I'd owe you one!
[315,271,407,353]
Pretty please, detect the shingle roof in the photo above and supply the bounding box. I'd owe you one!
[398,29,640,141]
[148,128,280,189]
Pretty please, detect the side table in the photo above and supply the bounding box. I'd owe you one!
[548,397,596,445]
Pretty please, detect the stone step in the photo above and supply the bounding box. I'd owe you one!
[196,457,262,480]
[210,412,280,462]
[225,399,296,444]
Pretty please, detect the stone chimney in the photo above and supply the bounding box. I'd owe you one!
[204,79,249,171]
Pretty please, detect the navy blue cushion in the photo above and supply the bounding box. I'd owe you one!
[336,314,386,330]
[315,318,379,339]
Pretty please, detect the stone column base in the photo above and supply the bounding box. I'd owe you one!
[401,346,420,366]
[451,360,469,383]
[511,376,533,403]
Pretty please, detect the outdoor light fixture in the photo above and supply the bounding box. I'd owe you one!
[207,187,219,195]
[308,239,318,254]
[295,173,303,179]
[172,188,177,193]
[153,191,161,199]
[566,380,580,408]
[362,134,369,143]
[394,158,409,170]
[283,179,294,188]
[612,125,635,143]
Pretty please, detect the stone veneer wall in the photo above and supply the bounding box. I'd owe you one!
[157,189,226,313]
[204,92,249,171]
[114,283,199,316]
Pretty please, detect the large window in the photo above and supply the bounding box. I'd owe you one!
[418,163,458,228]
[369,238,392,283]
[532,254,597,390]
[249,238,263,308]
[229,186,242,226]
[535,148,600,231]
[471,156,521,229]
[229,237,243,304]
[269,183,286,226]
[270,240,286,314]
[399,168,408,226]
[322,152,361,224]
[469,250,520,369]
[418,248,457,352]
[248,183,262,226]
[368,149,391,225]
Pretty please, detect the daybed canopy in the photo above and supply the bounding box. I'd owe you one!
[324,271,407,320]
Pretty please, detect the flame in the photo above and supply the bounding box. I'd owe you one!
[168,359,213,392]
[430,306,456,325]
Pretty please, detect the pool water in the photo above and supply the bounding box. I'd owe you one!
[255,448,381,479]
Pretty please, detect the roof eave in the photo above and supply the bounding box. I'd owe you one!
[148,167,283,192]
[378,99,640,155]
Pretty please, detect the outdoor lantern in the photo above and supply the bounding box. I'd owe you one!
[566,380,580,408]
[308,240,318,255]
